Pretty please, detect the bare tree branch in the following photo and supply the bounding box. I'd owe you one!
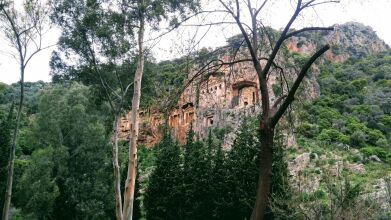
[218,0,235,15]
[254,0,268,17]
[303,0,340,9]
[181,21,253,31]
[24,43,56,67]
[271,44,330,126]
[284,26,334,40]
[144,10,229,43]
[261,0,302,78]
[272,95,287,109]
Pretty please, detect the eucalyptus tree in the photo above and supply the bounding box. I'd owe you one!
[119,1,202,218]
[51,2,134,217]
[51,0,200,219]
[0,1,51,219]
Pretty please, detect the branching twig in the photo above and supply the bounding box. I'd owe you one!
[284,27,334,40]
[271,44,330,126]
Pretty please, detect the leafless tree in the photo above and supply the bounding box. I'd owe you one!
[186,0,339,219]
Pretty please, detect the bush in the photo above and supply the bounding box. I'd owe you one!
[366,129,387,146]
[297,123,319,138]
[349,154,363,163]
[350,130,367,147]
[360,147,376,157]
[375,138,388,148]
[317,129,344,143]
[360,147,391,162]
[313,189,326,200]
[351,78,367,91]
[337,134,350,144]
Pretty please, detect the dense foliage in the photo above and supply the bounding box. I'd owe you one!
[298,52,391,162]
[1,83,115,219]
[0,102,13,218]
[144,119,291,220]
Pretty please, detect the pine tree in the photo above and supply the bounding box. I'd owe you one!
[221,118,293,219]
[224,118,261,220]
[144,119,293,220]
[144,133,183,220]
[265,130,293,219]
[182,126,212,220]
[209,133,228,220]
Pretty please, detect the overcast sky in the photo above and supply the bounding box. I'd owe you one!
[1,0,390,84]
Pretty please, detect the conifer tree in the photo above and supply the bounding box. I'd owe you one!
[209,131,228,220]
[144,133,182,220]
[265,131,294,219]
[224,118,262,219]
[221,119,293,219]
[182,126,212,220]
[144,120,293,220]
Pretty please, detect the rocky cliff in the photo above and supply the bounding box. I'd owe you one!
[118,22,390,147]
[288,22,389,62]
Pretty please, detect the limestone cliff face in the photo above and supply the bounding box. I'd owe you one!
[288,22,389,63]
[120,59,265,147]
[119,22,389,147]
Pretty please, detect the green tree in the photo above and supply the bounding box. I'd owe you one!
[144,133,183,220]
[223,118,261,220]
[16,147,59,219]
[208,131,229,220]
[14,83,114,219]
[265,131,294,219]
[0,103,13,218]
[182,127,212,220]
[144,119,293,220]
[219,119,293,220]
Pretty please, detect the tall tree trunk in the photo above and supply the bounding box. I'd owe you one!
[2,67,24,220]
[123,2,145,219]
[251,126,274,220]
[112,116,123,220]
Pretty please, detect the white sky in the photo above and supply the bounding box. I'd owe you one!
[1,0,390,84]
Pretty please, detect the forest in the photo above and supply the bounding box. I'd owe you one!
[0,0,390,220]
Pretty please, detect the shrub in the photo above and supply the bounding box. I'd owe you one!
[337,134,350,144]
[350,130,367,147]
[297,137,307,147]
[351,78,367,91]
[375,138,388,148]
[317,129,344,143]
[313,189,326,200]
[310,152,318,161]
[350,154,363,163]
[360,146,391,162]
[272,84,282,96]
[297,123,319,138]
[366,129,387,146]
